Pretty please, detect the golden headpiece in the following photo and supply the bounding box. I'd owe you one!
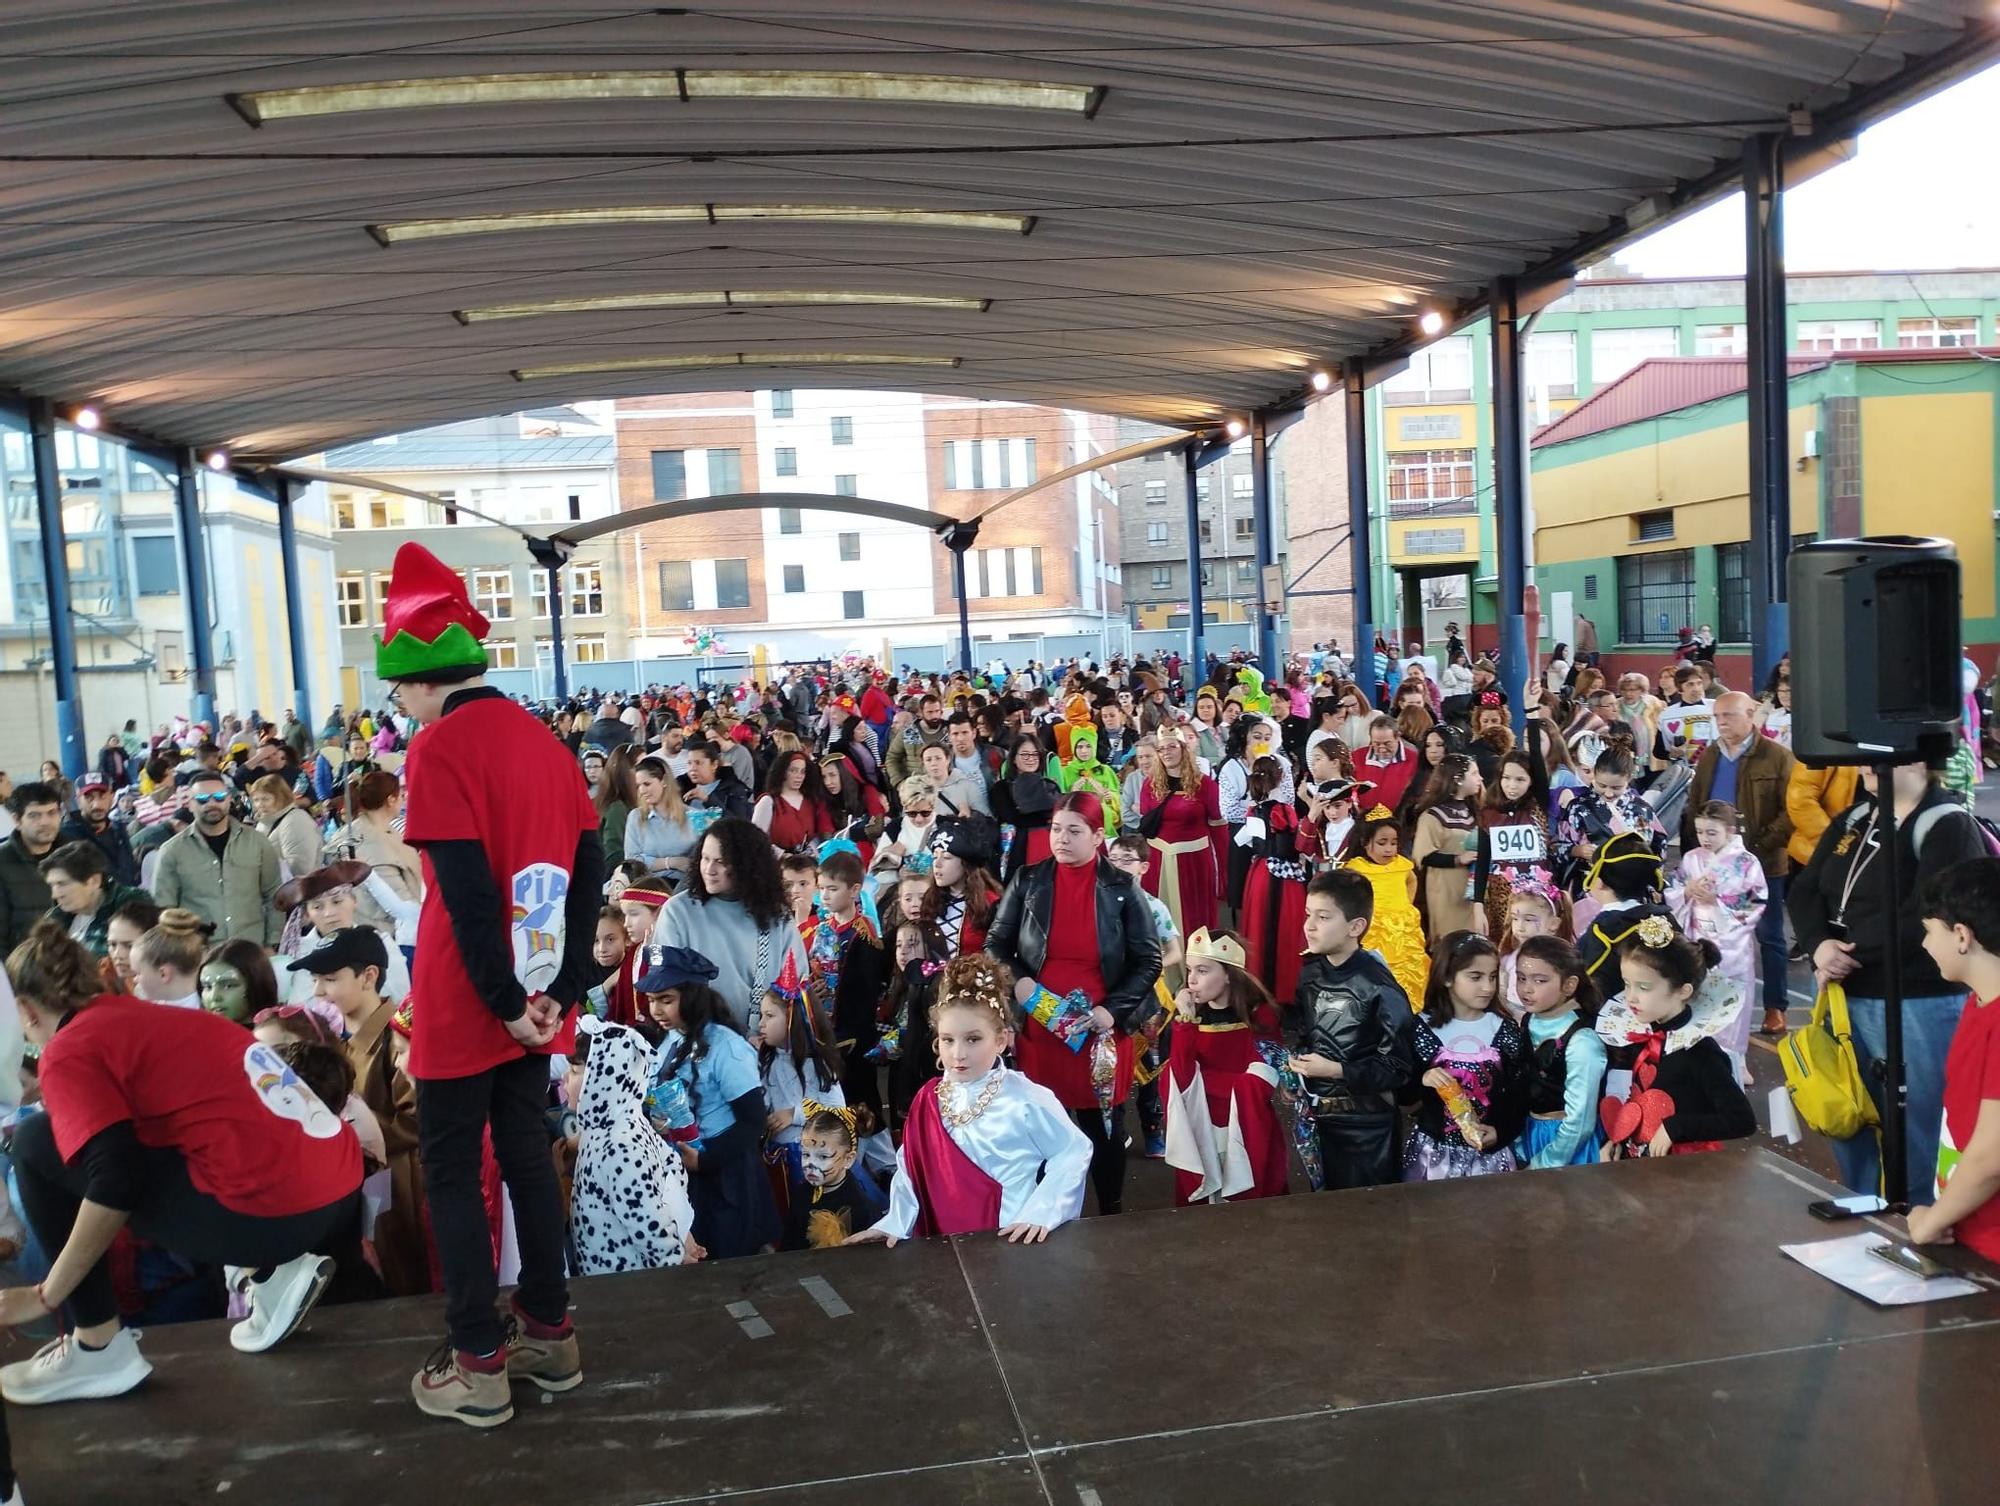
[1635,915,1677,949]
[1362,803,1396,823]
[1185,927,1249,970]
[801,1099,859,1141]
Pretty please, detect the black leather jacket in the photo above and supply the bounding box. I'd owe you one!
[985,857,1162,1032]
[1285,951,1416,1119]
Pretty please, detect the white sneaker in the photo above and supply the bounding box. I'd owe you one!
[230,1252,335,1354]
[0,1327,150,1405]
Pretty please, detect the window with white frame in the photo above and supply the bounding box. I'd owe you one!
[1381,335,1474,401]
[1146,522,1169,546]
[1795,319,1880,353]
[336,573,367,627]
[486,639,519,670]
[943,437,1034,490]
[471,568,514,622]
[830,416,853,446]
[1695,323,1747,356]
[539,636,607,664]
[1230,473,1252,498]
[1590,325,1680,384]
[567,563,603,617]
[1526,329,1576,396]
[1387,448,1476,505]
[1896,315,1980,349]
[530,572,551,620]
[963,546,1043,599]
[332,494,355,530]
[1144,479,1167,505]
[774,446,798,477]
[1150,565,1172,587]
[1233,516,1254,539]
[370,572,393,625]
[771,390,794,418]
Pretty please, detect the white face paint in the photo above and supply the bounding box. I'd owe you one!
[799,1130,852,1187]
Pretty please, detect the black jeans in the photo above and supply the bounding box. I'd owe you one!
[1072,1108,1126,1215]
[416,1051,569,1355]
[11,1112,361,1330]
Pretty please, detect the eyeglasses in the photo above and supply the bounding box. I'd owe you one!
[191,791,232,805]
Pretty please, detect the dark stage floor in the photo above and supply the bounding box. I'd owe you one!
[15,1149,2000,1506]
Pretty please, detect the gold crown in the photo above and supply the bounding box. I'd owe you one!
[1636,915,1677,949]
[1185,927,1249,970]
[1362,803,1396,823]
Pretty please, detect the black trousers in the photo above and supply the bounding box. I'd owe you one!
[416,1051,569,1355]
[11,1111,361,1331]
[1314,1113,1402,1191]
[1072,1107,1126,1215]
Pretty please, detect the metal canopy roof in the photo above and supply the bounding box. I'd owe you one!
[0,2,1992,462]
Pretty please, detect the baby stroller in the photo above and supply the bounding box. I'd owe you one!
[1642,759,1694,836]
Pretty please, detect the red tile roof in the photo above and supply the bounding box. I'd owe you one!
[1530,356,1825,448]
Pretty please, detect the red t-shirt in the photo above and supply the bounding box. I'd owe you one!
[1938,994,2000,1263]
[402,693,599,1080]
[39,998,361,1218]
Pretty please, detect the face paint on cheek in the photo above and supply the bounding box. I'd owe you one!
[799,1139,844,1186]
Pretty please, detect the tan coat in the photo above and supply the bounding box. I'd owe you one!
[345,999,429,1298]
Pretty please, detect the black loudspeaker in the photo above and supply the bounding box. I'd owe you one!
[1789,536,1962,770]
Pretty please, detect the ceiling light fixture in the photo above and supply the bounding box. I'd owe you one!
[511,352,962,382]
[1224,419,1247,439]
[370,205,1032,245]
[454,290,991,324]
[72,406,101,431]
[228,70,1104,125]
[1419,309,1446,336]
[1309,370,1332,392]
[206,450,230,471]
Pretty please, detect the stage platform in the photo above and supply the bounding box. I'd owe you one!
[17,1149,2000,1505]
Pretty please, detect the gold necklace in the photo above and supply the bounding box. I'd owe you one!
[939,1069,1005,1127]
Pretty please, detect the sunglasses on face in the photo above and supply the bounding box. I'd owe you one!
[191,791,232,805]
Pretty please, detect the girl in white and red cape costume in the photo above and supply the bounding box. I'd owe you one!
[1162,927,1289,1205]
[848,956,1090,1245]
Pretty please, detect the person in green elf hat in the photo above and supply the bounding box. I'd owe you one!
[379,542,605,1430]
[1057,726,1122,836]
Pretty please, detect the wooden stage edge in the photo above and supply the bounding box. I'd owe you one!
[18,1149,2000,1506]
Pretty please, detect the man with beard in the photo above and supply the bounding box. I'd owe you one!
[150,769,282,945]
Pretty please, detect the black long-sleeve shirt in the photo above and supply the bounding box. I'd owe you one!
[1286,950,1415,1118]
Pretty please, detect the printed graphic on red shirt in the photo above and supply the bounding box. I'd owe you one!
[511,862,571,995]
[243,1040,346,1140]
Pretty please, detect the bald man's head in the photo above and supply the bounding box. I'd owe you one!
[1714,691,1757,745]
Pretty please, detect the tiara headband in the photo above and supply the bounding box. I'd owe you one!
[1184,927,1248,971]
[1361,803,1396,823]
[1635,915,1677,949]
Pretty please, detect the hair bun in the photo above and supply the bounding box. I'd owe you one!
[157,908,215,939]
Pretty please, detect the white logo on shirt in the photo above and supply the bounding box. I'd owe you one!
[243,1042,345,1140]
[511,862,570,995]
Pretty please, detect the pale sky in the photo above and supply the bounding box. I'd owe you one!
[1620,62,2000,278]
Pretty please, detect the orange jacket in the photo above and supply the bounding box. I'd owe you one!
[1786,763,1859,869]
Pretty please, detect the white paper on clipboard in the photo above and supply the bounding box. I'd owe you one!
[1780,1232,1984,1306]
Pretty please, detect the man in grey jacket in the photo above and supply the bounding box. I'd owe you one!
[152,769,283,946]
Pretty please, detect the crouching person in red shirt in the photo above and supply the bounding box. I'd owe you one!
[0,920,363,1409]
[378,544,604,1429]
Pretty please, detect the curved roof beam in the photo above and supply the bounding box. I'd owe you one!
[272,465,536,539]
[551,491,955,550]
[967,428,1196,522]
[369,206,1034,246]
[455,290,991,324]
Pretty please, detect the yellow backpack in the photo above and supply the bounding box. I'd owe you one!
[1780,982,1879,1141]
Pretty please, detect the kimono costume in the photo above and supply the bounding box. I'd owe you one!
[1140,777,1226,938]
[1402,1011,1528,1181]
[1555,789,1666,896]
[872,1066,1093,1239]
[781,1165,887,1250]
[1667,836,1767,1082]
[1241,801,1317,1008]
[1162,1003,1289,1205]
[1514,1010,1608,1168]
[1595,978,1757,1158]
[1413,799,1482,943]
[573,1024,695,1275]
[1340,854,1429,1009]
[649,1022,780,1259]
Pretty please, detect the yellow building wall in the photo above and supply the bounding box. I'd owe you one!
[1381,403,1479,454]
[1858,391,1996,619]
[1387,515,1479,566]
[1534,406,1816,566]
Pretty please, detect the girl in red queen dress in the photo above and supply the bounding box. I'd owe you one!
[1162,928,1289,1205]
[846,956,1092,1246]
[1140,726,1227,939]
[1240,756,1319,1008]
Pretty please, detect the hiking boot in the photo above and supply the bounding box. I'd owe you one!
[0,1327,151,1406]
[229,1253,335,1354]
[411,1342,513,1428]
[502,1307,582,1393]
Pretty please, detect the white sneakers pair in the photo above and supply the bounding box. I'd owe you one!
[0,1251,334,1407]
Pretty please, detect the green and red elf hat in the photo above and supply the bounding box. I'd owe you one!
[376,542,490,681]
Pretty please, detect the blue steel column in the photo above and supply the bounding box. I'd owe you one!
[1181,445,1208,683]
[1249,412,1280,675]
[528,537,569,702]
[272,475,315,734]
[941,521,978,674]
[1343,361,1377,708]
[27,400,86,777]
[1744,133,1792,689]
[173,449,219,729]
[1490,278,1530,735]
